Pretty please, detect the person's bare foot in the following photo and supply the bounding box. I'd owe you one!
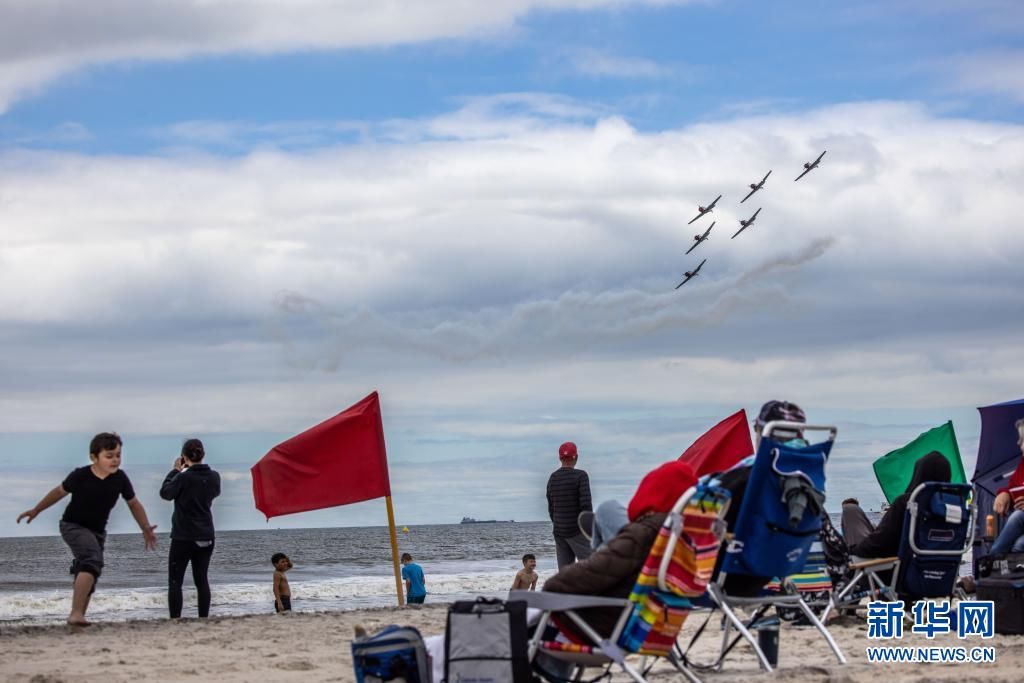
[66,618,93,627]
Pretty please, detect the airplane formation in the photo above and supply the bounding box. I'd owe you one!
[675,150,826,290]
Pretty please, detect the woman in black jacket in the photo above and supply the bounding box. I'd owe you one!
[160,438,221,618]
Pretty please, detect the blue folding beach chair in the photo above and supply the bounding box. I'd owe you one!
[823,481,974,620]
[681,421,846,673]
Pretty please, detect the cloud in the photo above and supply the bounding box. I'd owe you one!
[943,50,1024,104]
[0,0,697,113]
[568,48,670,79]
[1,97,1023,437]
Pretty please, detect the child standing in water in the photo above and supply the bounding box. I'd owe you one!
[400,553,427,604]
[272,553,293,613]
[511,553,538,590]
[16,433,159,625]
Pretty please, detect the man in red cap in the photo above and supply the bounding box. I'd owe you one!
[546,441,593,569]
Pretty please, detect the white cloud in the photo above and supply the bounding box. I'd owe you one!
[1,97,1023,439]
[0,0,696,113]
[568,48,670,78]
[944,50,1024,103]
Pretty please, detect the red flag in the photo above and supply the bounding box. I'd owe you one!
[678,410,753,476]
[251,391,392,519]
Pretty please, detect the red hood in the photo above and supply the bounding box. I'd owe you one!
[628,460,697,521]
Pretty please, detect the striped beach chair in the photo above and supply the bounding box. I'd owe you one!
[513,483,730,683]
[764,541,835,619]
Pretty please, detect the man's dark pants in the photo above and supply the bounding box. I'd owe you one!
[554,533,593,569]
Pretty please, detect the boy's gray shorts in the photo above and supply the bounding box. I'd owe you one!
[59,521,106,579]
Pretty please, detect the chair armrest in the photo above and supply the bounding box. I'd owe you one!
[849,556,898,570]
[508,590,631,611]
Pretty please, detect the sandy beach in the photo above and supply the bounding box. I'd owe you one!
[2,604,1023,682]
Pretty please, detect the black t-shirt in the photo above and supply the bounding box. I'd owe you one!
[61,466,136,534]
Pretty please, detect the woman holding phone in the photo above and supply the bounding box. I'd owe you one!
[160,438,221,618]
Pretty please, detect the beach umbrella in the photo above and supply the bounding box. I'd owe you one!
[972,398,1024,539]
[872,421,967,504]
[679,409,753,476]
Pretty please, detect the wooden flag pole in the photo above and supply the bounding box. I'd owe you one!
[385,495,405,606]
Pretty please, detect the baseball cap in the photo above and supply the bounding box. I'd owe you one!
[558,441,578,460]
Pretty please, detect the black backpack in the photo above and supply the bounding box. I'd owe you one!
[444,597,530,683]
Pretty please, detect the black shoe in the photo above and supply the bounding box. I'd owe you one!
[578,511,595,541]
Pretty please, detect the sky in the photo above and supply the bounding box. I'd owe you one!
[2,0,1023,538]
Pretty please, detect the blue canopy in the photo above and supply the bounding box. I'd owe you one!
[972,398,1024,538]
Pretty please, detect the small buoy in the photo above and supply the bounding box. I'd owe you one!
[401,526,409,533]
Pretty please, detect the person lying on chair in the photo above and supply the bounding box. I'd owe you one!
[543,460,697,643]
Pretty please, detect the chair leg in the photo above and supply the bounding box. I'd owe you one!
[795,597,847,665]
[619,659,648,683]
[678,610,724,672]
[668,651,703,683]
[826,568,866,621]
[708,585,773,672]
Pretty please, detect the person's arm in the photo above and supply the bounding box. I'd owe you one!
[16,485,68,524]
[159,467,184,500]
[547,478,554,522]
[511,572,521,590]
[125,497,158,550]
[994,492,1012,515]
[212,471,221,499]
[995,459,1024,505]
[578,471,593,513]
[274,572,283,610]
[529,574,537,590]
[994,460,1023,514]
[850,499,904,558]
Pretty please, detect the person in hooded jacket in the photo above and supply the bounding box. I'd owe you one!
[543,460,697,642]
[841,450,951,558]
[160,438,221,618]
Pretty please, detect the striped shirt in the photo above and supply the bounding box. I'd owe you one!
[546,467,592,538]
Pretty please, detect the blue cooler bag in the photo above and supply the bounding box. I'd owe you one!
[353,625,432,683]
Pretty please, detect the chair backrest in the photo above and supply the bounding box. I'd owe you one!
[617,484,730,656]
[896,481,974,600]
[721,423,835,580]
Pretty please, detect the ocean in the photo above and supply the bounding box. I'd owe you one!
[0,522,558,625]
[2,511,945,627]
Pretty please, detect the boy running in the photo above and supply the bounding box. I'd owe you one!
[16,433,158,625]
